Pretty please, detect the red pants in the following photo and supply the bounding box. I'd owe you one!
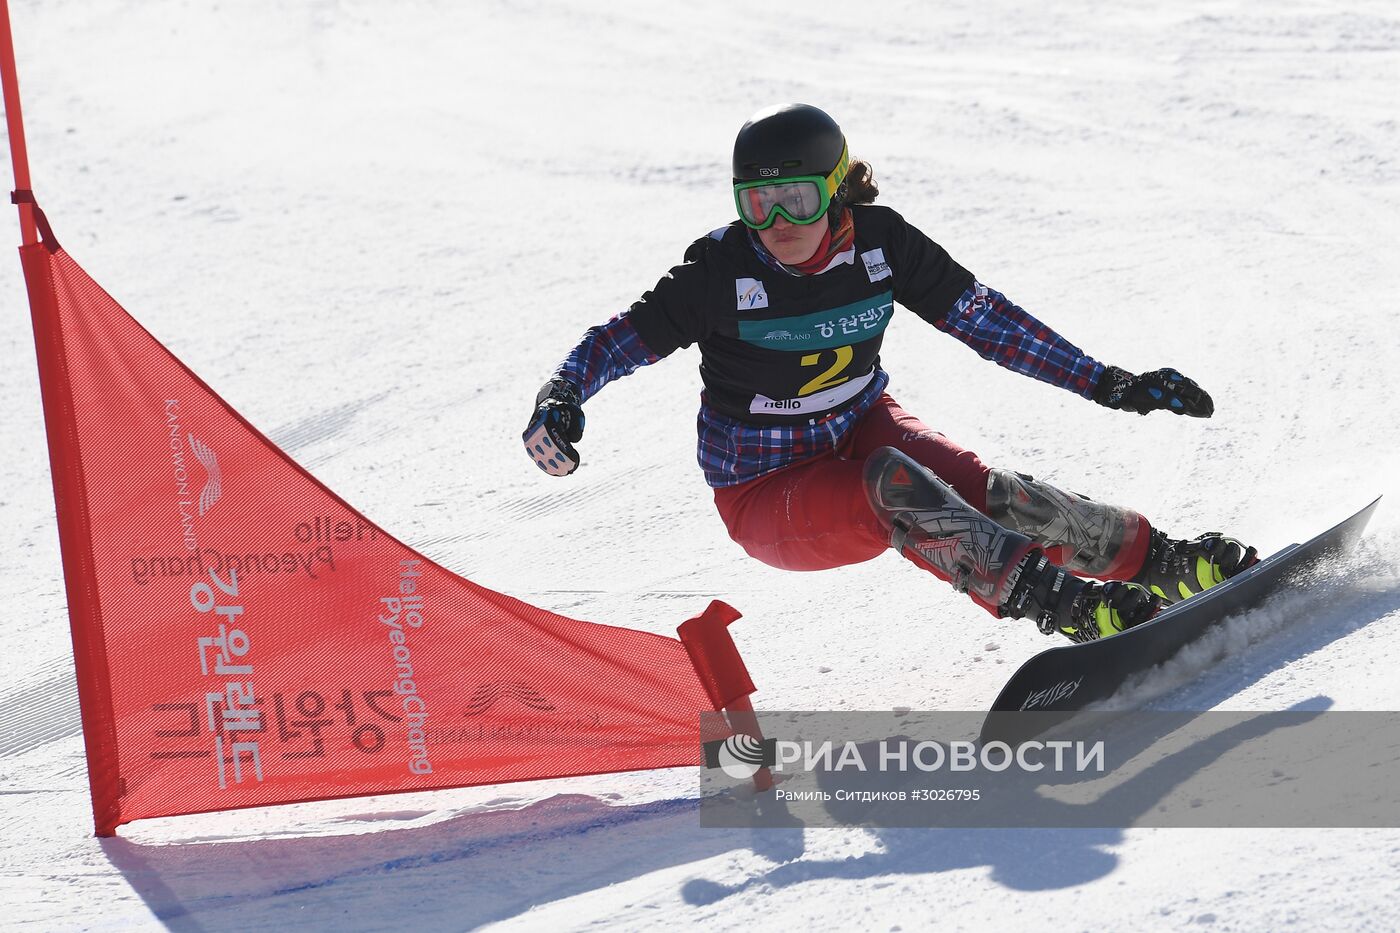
[712,394,1148,607]
[713,394,992,572]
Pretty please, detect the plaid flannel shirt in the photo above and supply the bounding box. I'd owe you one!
[552,281,1104,487]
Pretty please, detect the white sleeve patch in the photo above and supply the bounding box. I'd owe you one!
[861,248,892,282]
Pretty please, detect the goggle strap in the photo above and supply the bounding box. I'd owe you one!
[825,144,850,198]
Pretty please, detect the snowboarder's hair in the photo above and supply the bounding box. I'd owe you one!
[825,158,878,232]
[845,159,879,205]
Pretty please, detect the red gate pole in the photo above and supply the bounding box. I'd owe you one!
[0,0,39,247]
[1,0,118,834]
[678,601,773,792]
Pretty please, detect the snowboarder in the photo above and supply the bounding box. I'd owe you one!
[523,103,1256,643]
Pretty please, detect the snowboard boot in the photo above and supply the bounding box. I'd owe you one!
[1002,550,1164,643]
[1133,530,1259,604]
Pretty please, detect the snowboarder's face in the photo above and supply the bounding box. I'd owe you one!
[756,210,828,265]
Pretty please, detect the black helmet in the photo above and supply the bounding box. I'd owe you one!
[732,103,848,183]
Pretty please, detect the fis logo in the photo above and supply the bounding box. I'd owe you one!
[463,681,558,716]
[735,277,769,311]
[187,434,223,517]
[703,734,777,780]
[861,248,891,283]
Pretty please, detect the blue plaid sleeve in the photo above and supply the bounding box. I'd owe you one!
[935,282,1104,398]
[552,311,662,403]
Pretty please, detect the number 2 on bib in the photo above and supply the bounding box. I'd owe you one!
[799,345,854,396]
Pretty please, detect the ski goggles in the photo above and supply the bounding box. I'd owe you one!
[733,146,850,230]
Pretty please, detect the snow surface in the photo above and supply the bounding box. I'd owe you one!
[3,0,1400,929]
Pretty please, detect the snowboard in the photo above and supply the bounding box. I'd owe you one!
[979,496,1382,744]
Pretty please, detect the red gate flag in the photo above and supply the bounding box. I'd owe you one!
[14,213,757,836]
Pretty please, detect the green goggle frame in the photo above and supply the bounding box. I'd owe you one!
[733,145,850,230]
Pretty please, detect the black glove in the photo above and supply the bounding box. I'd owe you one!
[1092,366,1214,418]
[523,379,585,476]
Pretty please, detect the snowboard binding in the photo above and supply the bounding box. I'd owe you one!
[1001,550,1162,643]
[1134,530,1259,603]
